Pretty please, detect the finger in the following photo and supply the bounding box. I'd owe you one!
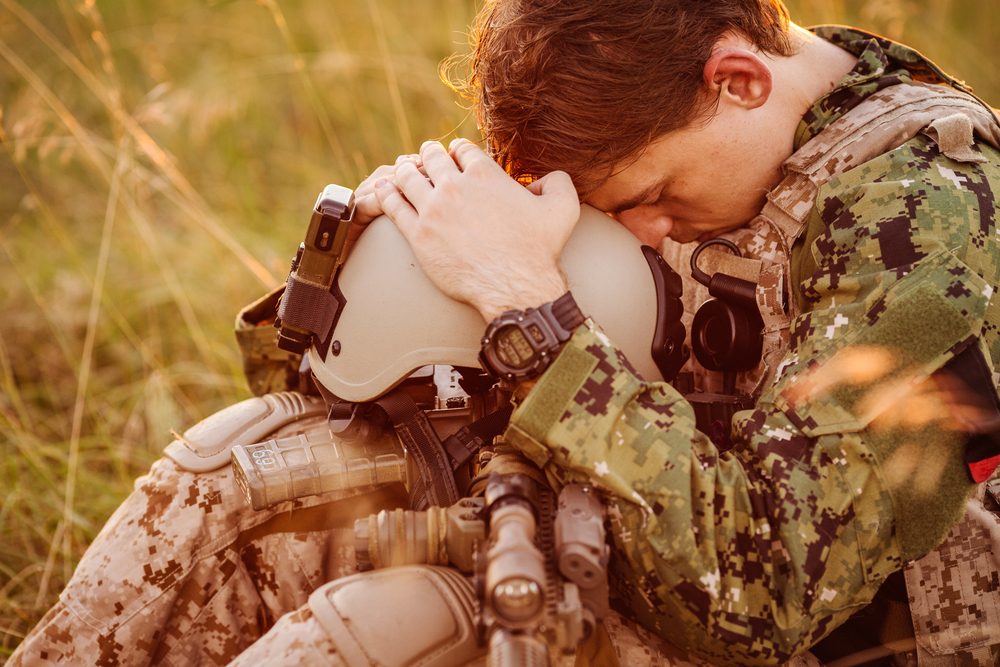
[448,138,494,173]
[352,192,383,226]
[526,170,581,242]
[356,165,395,198]
[394,153,429,179]
[395,153,422,167]
[394,160,433,209]
[419,140,459,185]
[374,178,418,236]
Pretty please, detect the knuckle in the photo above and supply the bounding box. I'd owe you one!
[432,180,461,205]
[463,154,485,172]
[395,162,420,183]
[548,169,572,187]
[433,173,455,192]
[360,167,391,192]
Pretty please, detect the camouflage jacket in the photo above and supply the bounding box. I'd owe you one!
[504,27,1000,665]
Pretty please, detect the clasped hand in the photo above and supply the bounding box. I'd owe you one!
[352,139,580,322]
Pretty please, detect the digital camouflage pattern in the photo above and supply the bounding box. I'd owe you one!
[904,496,1000,665]
[662,26,1000,403]
[234,286,303,397]
[598,612,820,667]
[7,395,724,667]
[226,607,346,666]
[9,414,408,666]
[505,27,1000,665]
[799,27,991,146]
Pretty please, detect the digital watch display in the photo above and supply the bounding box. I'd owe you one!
[479,292,585,382]
[496,325,535,369]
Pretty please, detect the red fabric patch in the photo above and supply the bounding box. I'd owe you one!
[968,454,1000,483]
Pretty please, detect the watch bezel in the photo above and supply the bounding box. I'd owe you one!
[479,293,584,382]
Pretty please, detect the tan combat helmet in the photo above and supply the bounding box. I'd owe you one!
[306,204,685,403]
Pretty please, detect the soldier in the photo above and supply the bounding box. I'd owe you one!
[365,2,1000,665]
[12,1,1000,666]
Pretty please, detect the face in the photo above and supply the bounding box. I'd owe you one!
[584,102,789,246]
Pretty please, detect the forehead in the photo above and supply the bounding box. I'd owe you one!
[584,140,676,212]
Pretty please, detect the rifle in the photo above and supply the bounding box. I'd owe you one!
[230,368,610,665]
[354,444,610,666]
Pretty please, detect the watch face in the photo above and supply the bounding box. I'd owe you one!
[495,324,536,370]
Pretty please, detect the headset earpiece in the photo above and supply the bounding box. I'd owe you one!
[689,239,764,373]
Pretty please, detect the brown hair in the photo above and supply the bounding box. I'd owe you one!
[446,0,793,194]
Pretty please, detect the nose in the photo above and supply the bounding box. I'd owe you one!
[614,208,673,247]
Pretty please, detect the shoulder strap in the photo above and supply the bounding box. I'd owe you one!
[766,81,1000,241]
[374,390,461,509]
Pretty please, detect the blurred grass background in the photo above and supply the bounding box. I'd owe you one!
[0,0,997,656]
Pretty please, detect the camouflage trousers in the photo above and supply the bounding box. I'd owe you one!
[9,445,407,665]
[11,417,798,667]
[904,492,1000,666]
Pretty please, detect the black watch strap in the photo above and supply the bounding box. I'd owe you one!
[542,291,586,338]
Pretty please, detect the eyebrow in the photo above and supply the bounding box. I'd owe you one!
[606,182,661,215]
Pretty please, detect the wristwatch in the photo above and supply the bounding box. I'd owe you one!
[479,292,586,382]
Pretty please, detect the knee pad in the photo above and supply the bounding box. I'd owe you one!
[308,565,484,666]
[165,391,326,472]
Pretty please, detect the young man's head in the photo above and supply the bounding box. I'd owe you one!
[455,1,849,245]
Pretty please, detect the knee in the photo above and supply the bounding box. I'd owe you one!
[307,565,484,667]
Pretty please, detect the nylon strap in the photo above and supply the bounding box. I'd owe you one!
[441,404,514,470]
[277,274,341,343]
[374,390,460,510]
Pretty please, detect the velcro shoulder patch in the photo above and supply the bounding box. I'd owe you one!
[779,250,989,437]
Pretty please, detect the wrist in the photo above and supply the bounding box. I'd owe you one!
[477,271,568,323]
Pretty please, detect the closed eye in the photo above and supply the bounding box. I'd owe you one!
[608,187,664,216]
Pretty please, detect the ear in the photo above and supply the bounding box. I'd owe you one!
[703,47,772,110]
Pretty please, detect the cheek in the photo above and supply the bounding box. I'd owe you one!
[683,172,768,226]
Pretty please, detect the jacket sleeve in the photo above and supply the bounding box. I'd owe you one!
[503,138,995,665]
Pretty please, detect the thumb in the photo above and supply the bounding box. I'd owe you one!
[525,169,576,198]
[527,170,581,224]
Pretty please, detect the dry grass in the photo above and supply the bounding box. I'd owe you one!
[0,0,996,657]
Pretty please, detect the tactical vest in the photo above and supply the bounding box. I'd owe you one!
[660,80,1000,665]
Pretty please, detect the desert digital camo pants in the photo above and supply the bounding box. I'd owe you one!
[9,444,405,666]
[9,417,749,667]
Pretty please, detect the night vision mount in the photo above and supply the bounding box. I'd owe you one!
[275,184,356,356]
